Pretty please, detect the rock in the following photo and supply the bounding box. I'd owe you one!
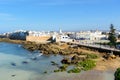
[71,55,79,60]
[22,61,28,64]
[51,61,58,66]
[31,57,37,60]
[110,54,116,59]
[78,55,86,60]
[11,75,16,77]
[105,53,116,60]
[11,62,16,66]
[71,55,85,63]
[43,71,47,73]
[61,58,71,64]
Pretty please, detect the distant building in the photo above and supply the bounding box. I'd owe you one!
[69,30,107,40]
[68,30,108,43]
[52,34,73,42]
[59,28,62,34]
[8,30,28,40]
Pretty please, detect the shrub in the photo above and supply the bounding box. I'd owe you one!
[114,68,120,80]
[59,64,68,71]
[54,69,61,72]
[79,59,96,70]
[86,54,98,59]
[67,67,81,73]
[54,64,68,72]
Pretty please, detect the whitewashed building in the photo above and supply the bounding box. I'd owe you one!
[69,30,107,41]
[52,34,73,42]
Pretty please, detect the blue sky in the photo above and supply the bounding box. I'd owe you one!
[0,0,120,32]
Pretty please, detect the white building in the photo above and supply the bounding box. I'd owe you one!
[68,30,108,43]
[52,34,72,42]
[70,30,107,40]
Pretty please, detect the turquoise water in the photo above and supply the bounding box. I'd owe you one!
[0,42,114,80]
[0,42,64,80]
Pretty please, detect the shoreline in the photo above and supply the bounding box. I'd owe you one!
[0,49,115,80]
[0,38,120,73]
[0,38,26,44]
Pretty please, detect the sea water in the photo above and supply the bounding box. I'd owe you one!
[0,42,114,80]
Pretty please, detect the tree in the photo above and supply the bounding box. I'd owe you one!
[118,35,120,39]
[108,24,117,47]
[114,68,120,80]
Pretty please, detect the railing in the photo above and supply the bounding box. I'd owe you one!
[71,42,120,52]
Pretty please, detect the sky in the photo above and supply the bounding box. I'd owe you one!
[0,0,120,32]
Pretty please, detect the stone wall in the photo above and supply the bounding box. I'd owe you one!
[26,35,52,43]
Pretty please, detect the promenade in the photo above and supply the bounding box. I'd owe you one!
[71,41,120,54]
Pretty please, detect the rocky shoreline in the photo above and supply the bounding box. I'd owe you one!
[22,41,100,73]
[0,38,120,73]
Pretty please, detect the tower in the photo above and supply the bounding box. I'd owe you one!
[59,28,62,34]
